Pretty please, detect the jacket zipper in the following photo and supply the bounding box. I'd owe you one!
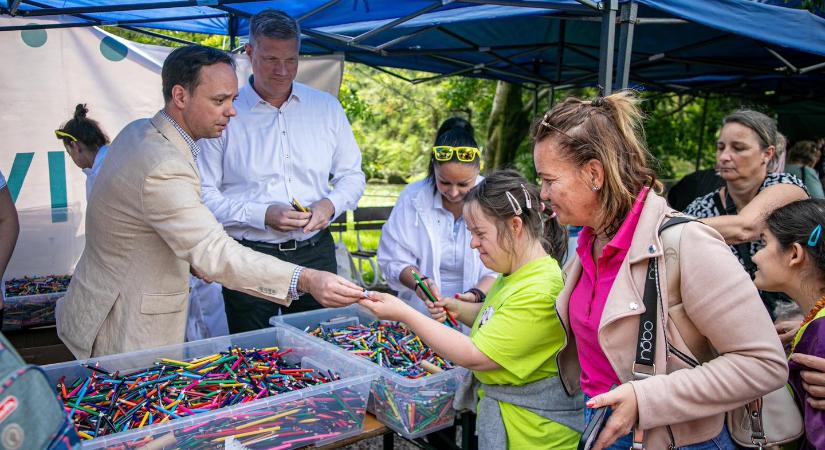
[666,342,700,368]
[555,301,573,396]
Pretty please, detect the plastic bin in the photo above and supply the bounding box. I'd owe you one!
[271,305,468,439]
[41,326,376,449]
[3,292,64,330]
[2,277,68,330]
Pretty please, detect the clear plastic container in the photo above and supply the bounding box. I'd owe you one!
[41,326,376,449]
[271,305,468,439]
[1,286,64,330]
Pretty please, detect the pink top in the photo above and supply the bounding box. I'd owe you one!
[569,186,650,397]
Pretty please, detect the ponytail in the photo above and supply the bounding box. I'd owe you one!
[531,90,660,237]
[56,103,110,150]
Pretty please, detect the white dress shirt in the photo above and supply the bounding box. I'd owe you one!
[82,144,108,198]
[198,80,365,243]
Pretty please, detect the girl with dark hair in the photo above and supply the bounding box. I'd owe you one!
[377,118,495,315]
[753,198,825,449]
[55,104,110,198]
[364,170,581,449]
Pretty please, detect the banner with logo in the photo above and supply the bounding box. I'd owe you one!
[0,17,344,278]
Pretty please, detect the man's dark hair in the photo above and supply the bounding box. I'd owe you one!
[162,45,235,103]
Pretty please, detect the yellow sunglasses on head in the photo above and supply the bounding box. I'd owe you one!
[55,130,78,142]
[432,145,481,162]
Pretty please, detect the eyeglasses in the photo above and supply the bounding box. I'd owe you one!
[432,146,481,162]
[55,130,78,142]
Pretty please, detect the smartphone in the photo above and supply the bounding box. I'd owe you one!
[291,198,310,213]
[578,405,609,450]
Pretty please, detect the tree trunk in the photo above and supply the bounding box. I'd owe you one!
[485,81,530,171]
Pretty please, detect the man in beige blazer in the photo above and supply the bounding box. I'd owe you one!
[57,45,365,359]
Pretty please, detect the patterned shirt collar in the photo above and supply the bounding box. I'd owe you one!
[160,110,200,160]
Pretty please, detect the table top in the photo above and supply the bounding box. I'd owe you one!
[318,413,389,449]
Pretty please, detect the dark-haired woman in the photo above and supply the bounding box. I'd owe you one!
[55,104,110,198]
[377,118,495,315]
[753,199,825,449]
[364,170,580,449]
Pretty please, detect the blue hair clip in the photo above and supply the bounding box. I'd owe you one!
[808,224,822,247]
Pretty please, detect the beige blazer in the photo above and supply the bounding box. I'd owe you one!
[58,111,296,359]
[556,193,787,448]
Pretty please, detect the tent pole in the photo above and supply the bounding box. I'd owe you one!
[800,60,825,74]
[696,94,709,171]
[597,0,617,94]
[616,1,637,90]
[349,2,442,45]
[8,0,22,15]
[297,0,340,23]
[228,15,237,50]
[555,21,566,83]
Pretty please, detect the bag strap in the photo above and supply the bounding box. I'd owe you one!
[633,216,694,379]
[631,216,694,449]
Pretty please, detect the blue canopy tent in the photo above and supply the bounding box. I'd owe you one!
[1,0,823,99]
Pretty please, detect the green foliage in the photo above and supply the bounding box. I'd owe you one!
[642,94,742,179]
[340,65,496,182]
[102,27,226,48]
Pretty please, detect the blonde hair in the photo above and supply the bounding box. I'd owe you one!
[531,90,661,237]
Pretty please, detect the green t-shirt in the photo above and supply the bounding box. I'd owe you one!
[471,255,579,449]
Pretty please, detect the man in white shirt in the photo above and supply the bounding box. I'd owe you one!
[199,9,366,332]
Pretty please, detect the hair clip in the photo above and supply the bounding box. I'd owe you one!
[591,96,605,107]
[520,184,532,210]
[505,191,522,216]
[808,224,822,247]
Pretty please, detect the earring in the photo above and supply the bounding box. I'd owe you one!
[592,185,600,192]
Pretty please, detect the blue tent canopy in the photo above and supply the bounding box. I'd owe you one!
[2,0,823,98]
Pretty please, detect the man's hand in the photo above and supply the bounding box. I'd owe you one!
[297,268,364,307]
[265,204,311,232]
[303,198,335,233]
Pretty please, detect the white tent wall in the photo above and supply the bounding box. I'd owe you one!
[0,16,344,279]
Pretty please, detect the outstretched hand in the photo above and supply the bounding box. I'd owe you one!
[358,291,413,322]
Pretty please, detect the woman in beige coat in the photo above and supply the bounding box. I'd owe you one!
[532,91,788,449]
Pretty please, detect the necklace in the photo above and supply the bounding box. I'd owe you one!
[791,295,825,353]
[802,295,825,328]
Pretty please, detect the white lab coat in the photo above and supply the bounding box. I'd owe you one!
[377,178,496,315]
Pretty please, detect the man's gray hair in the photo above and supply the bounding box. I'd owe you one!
[248,9,301,47]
